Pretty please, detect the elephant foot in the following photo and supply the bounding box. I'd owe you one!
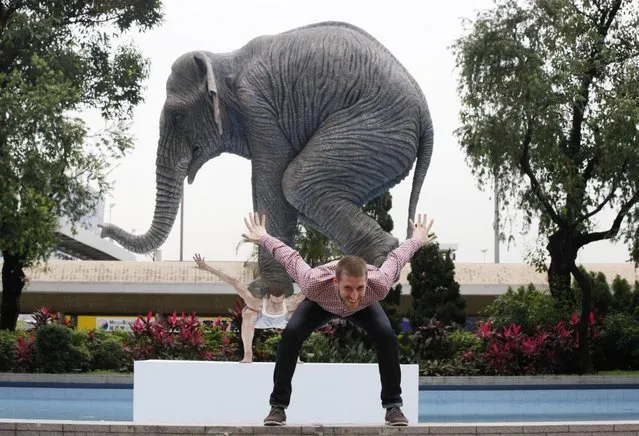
[248,277,268,299]
[361,236,400,267]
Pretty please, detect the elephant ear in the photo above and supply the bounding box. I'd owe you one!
[194,52,223,136]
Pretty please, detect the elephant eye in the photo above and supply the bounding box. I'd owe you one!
[172,111,185,128]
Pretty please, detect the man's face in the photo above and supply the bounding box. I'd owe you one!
[335,273,367,311]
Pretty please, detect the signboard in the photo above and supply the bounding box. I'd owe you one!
[96,317,141,332]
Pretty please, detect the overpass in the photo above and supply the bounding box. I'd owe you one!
[53,221,136,261]
[3,260,637,320]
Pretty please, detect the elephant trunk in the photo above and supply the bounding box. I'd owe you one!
[102,156,184,254]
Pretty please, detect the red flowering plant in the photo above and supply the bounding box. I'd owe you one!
[473,312,599,375]
[229,298,245,332]
[124,311,217,364]
[14,336,36,372]
[202,315,239,361]
[29,307,73,330]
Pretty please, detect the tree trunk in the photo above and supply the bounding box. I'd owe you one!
[546,231,577,309]
[0,252,26,331]
[570,263,593,374]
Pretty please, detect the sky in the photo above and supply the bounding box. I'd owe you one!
[99,0,633,265]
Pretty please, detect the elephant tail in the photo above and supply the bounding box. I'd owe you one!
[407,112,434,239]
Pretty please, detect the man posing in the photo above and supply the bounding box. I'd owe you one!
[241,212,437,426]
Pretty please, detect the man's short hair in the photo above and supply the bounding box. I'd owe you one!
[265,284,285,298]
[335,255,367,279]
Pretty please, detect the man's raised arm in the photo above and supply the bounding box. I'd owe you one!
[367,213,438,300]
[241,212,313,288]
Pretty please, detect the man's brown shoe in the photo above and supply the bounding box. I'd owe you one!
[385,406,408,426]
[264,406,286,426]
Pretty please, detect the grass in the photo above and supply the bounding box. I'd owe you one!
[595,370,639,376]
[84,370,131,376]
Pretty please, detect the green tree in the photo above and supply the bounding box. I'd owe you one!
[293,224,341,268]
[483,284,567,334]
[611,275,634,315]
[0,2,163,330]
[570,268,613,318]
[408,242,466,328]
[452,0,639,372]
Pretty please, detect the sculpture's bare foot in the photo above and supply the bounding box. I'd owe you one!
[240,355,253,363]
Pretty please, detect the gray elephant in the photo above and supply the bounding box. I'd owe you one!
[100,21,434,297]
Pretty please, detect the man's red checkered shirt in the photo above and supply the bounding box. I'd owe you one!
[259,234,423,317]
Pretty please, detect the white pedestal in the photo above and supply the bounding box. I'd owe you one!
[133,360,419,425]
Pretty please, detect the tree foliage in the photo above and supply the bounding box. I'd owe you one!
[0,1,164,330]
[452,0,639,372]
[408,242,466,328]
[293,224,342,268]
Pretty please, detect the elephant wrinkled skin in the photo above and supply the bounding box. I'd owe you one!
[100,21,434,297]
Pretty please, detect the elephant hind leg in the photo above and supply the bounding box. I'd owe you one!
[282,127,416,265]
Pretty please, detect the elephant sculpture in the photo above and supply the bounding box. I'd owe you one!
[100,21,434,297]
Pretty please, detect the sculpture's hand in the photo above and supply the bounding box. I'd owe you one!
[193,253,209,270]
[409,213,437,246]
[242,212,268,244]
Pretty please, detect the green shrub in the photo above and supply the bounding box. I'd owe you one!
[571,268,614,317]
[411,318,452,361]
[593,313,639,371]
[449,329,483,356]
[611,276,635,315]
[420,357,480,376]
[262,335,281,360]
[398,332,416,363]
[69,329,92,372]
[328,341,377,363]
[483,284,566,333]
[91,333,126,372]
[35,324,73,373]
[35,324,91,373]
[251,329,281,362]
[408,243,466,328]
[301,332,332,362]
[0,330,18,371]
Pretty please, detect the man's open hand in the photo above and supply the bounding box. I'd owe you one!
[409,213,437,246]
[242,212,268,244]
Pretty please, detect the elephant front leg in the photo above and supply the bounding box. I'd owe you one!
[280,126,407,267]
[238,87,300,297]
[247,157,300,299]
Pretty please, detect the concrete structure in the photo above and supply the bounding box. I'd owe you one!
[0,259,636,318]
[54,220,136,261]
[1,420,638,435]
[133,361,419,425]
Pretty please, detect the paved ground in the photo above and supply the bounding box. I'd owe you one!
[1,420,639,435]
